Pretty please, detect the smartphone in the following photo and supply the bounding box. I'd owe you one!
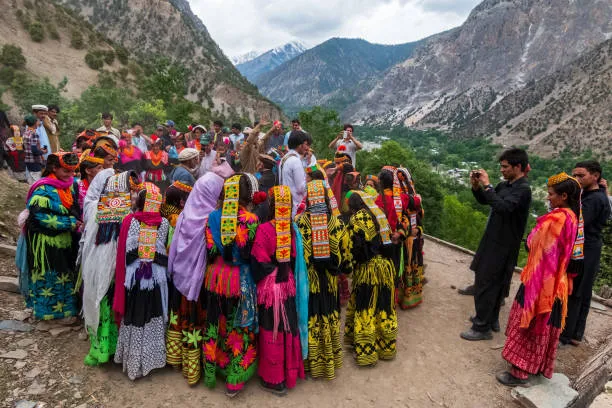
[343,131,348,139]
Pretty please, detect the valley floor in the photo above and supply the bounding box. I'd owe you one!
[1,240,610,407]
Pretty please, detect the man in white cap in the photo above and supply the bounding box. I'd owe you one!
[32,105,51,159]
[170,147,199,186]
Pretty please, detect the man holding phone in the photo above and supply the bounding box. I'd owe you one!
[460,148,532,341]
[329,124,362,167]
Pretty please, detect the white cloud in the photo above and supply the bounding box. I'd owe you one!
[190,0,481,57]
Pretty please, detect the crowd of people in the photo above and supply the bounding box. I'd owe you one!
[3,106,610,396]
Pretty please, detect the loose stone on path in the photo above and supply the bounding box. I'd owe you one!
[0,349,28,359]
[0,320,33,332]
[511,373,578,408]
[0,276,19,293]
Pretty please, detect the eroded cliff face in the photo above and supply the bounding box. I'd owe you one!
[58,0,283,121]
[346,0,612,132]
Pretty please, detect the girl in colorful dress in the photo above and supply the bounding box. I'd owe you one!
[166,172,226,386]
[396,167,425,308]
[375,167,415,306]
[20,152,80,320]
[77,150,104,211]
[117,134,144,175]
[251,185,306,394]
[113,183,169,380]
[202,173,259,396]
[144,136,169,192]
[81,170,140,366]
[343,191,398,366]
[4,125,27,182]
[296,180,345,380]
[497,173,581,386]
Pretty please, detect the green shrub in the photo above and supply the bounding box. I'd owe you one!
[70,30,85,49]
[29,21,45,42]
[115,46,129,65]
[0,44,27,69]
[117,67,129,81]
[103,50,115,65]
[0,67,15,85]
[84,52,104,70]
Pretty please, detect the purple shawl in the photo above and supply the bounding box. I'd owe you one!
[168,172,224,300]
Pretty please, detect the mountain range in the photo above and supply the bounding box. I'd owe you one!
[252,38,423,114]
[342,0,612,156]
[235,41,307,82]
[237,0,610,157]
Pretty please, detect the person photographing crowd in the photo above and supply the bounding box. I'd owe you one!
[460,148,532,341]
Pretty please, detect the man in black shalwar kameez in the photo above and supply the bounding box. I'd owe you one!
[461,149,532,341]
[560,161,611,345]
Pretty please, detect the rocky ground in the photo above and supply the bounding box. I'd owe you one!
[1,238,611,408]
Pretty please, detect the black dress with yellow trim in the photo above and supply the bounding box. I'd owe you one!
[296,212,345,379]
[341,209,398,366]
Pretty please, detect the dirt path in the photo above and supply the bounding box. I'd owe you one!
[1,240,610,408]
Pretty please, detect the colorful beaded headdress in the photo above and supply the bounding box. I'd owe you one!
[54,151,80,171]
[353,190,392,245]
[382,165,403,222]
[307,180,331,259]
[273,185,292,263]
[79,149,105,165]
[547,172,584,263]
[221,175,241,246]
[138,183,163,261]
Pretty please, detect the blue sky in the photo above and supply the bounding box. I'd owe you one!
[192,0,482,57]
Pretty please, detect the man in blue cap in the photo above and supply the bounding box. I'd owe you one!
[165,120,176,137]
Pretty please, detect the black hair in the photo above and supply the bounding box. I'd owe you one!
[101,112,113,120]
[308,169,325,181]
[378,169,394,190]
[253,121,260,127]
[261,159,275,170]
[136,189,147,212]
[291,118,300,125]
[48,105,60,113]
[213,120,223,127]
[288,130,312,149]
[499,148,528,172]
[93,146,111,158]
[348,193,380,231]
[42,154,61,177]
[131,122,142,127]
[574,160,602,182]
[343,123,354,131]
[551,179,582,218]
[231,123,241,130]
[238,174,253,208]
[79,160,101,181]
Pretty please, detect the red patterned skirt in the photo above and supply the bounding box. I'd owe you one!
[502,301,561,379]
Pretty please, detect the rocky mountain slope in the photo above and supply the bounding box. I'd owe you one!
[0,0,135,100]
[254,38,423,114]
[55,0,282,120]
[437,39,612,158]
[346,0,612,138]
[236,41,307,82]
